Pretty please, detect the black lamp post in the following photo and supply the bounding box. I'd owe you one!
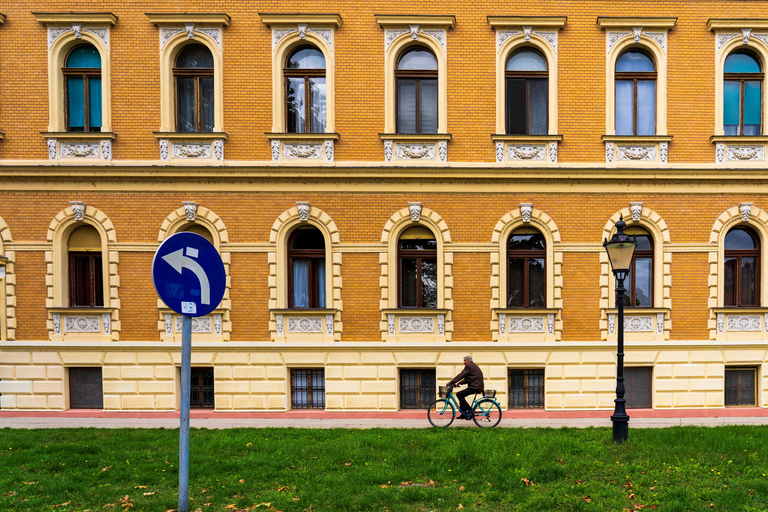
[603,215,636,443]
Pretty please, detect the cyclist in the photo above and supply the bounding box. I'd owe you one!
[446,356,484,420]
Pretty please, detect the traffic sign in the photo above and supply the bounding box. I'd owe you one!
[152,232,226,318]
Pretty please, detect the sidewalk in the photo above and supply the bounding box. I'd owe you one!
[2,408,768,429]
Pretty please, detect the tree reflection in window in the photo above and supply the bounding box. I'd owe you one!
[285,46,326,133]
[507,228,545,308]
[399,226,437,308]
[724,226,760,307]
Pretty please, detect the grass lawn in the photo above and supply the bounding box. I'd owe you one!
[1,426,768,511]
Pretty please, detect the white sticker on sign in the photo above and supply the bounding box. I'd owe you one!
[181,301,197,315]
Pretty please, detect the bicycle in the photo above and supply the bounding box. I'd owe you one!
[427,384,502,428]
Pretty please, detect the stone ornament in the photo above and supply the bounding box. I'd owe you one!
[325,314,334,335]
[609,314,616,335]
[533,31,557,51]
[420,29,446,52]
[742,28,752,45]
[64,315,100,333]
[385,27,446,53]
[617,145,656,161]
[498,313,506,334]
[213,139,224,161]
[739,202,753,222]
[547,313,555,335]
[196,28,222,49]
[283,143,323,159]
[495,142,504,162]
[522,26,533,42]
[70,201,87,221]
[165,313,172,335]
[409,202,423,222]
[309,28,333,50]
[47,139,58,160]
[437,314,445,335]
[656,313,664,334]
[296,201,311,221]
[765,313,768,333]
[548,142,558,163]
[100,140,112,160]
[103,313,111,335]
[520,203,533,223]
[727,315,761,332]
[509,316,544,333]
[659,142,668,164]
[399,316,435,333]
[438,141,448,162]
[53,313,62,335]
[727,145,765,161]
[160,28,184,48]
[409,24,420,40]
[624,316,653,332]
[175,316,211,333]
[508,145,545,161]
[172,142,212,159]
[271,140,281,161]
[607,30,666,54]
[632,27,643,43]
[324,140,334,161]
[383,140,394,162]
[273,28,297,49]
[183,201,198,221]
[388,314,396,335]
[184,23,195,40]
[605,142,615,163]
[60,142,100,159]
[396,143,436,160]
[644,32,667,53]
[287,316,323,333]
[717,33,739,53]
[384,29,409,51]
[717,313,725,334]
[297,23,308,39]
[496,30,521,50]
[72,22,83,39]
[630,201,643,221]
[276,314,284,335]
[214,314,222,335]
[159,139,170,161]
[716,143,725,164]
[48,27,72,49]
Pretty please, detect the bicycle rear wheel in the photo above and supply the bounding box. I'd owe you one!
[427,399,456,427]
[472,399,502,428]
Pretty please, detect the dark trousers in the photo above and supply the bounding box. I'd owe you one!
[456,388,481,415]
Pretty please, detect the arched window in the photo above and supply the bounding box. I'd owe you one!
[396,47,438,134]
[724,227,760,307]
[398,226,437,308]
[615,50,657,136]
[174,44,214,132]
[285,46,327,133]
[507,228,545,308]
[68,225,103,307]
[506,48,548,135]
[182,224,214,245]
[288,227,326,308]
[724,51,763,136]
[64,44,102,132]
[621,228,653,307]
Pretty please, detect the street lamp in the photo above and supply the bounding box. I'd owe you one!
[603,214,636,443]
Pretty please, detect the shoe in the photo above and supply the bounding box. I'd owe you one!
[456,414,469,420]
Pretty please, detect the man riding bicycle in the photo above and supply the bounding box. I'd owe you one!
[446,356,484,420]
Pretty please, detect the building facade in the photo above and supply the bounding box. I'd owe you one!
[0,1,767,412]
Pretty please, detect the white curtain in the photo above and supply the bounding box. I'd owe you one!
[317,258,326,308]
[293,259,309,307]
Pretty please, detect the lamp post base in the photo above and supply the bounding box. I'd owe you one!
[611,413,629,443]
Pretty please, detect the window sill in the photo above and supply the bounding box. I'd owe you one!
[712,307,768,340]
[491,134,562,165]
[710,136,768,166]
[382,309,448,341]
[494,308,560,342]
[48,307,116,342]
[152,133,227,162]
[602,135,672,165]
[42,132,116,161]
[602,307,668,341]
[378,134,451,164]
[271,309,338,342]
[266,134,338,162]
[159,308,225,342]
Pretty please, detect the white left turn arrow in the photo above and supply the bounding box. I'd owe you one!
[162,248,211,305]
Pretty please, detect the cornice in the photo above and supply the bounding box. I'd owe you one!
[259,13,342,27]
[265,132,340,141]
[41,131,117,140]
[492,134,563,142]
[708,19,768,31]
[152,132,229,140]
[597,17,677,30]
[487,16,566,29]
[375,15,456,29]
[0,13,6,24]
[146,13,231,26]
[601,135,673,143]
[710,135,768,143]
[33,12,117,25]
[378,133,453,142]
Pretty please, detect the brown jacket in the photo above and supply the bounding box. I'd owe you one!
[448,362,484,391]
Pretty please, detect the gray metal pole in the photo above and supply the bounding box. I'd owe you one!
[178,314,192,512]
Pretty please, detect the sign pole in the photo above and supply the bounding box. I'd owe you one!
[178,314,192,512]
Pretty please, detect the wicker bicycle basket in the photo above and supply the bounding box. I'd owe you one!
[483,389,496,398]
[438,386,450,398]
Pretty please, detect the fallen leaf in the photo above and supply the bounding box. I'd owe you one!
[583,496,592,503]
[458,505,463,510]
[277,485,289,492]
[344,463,351,466]
[246,442,252,447]
[143,492,155,496]
[428,480,435,485]
[293,497,301,501]
[23,481,37,485]
[521,478,535,487]
[52,502,72,509]
[239,479,245,484]
[225,506,236,510]
[134,486,146,489]
[254,503,272,508]
[628,493,636,500]
[380,485,388,488]
[576,480,583,485]
[101,466,112,472]
[749,489,757,495]
[649,487,655,491]
[203,504,211,507]
[459,486,465,491]
[195,509,202,512]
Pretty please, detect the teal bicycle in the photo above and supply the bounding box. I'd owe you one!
[428,384,502,428]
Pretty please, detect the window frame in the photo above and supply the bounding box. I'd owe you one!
[506,230,547,309]
[399,368,436,409]
[395,47,439,135]
[287,227,327,309]
[624,366,653,409]
[68,367,104,409]
[397,231,438,309]
[190,367,215,409]
[723,51,764,136]
[62,45,102,133]
[291,368,326,409]
[508,368,545,409]
[615,50,658,136]
[724,366,757,407]
[68,251,104,308]
[172,44,215,133]
[283,45,327,134]
[505,49,549,135]
[624,232,654,308]
[723,226,761,307]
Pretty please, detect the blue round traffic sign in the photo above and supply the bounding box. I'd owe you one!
[152,232,226,317]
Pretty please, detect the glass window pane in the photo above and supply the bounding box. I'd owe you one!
[421,259,437,308]
[292,258,309,308]
[310,77,326,133]
[634,235,652,251]
[634,258,652,307]
[176,44,214,68]
[316,258,326,308]
[397,79,416,134]
[615,80,634,135]
[287,47,325,69]
[201,77,214,132]
[507,50,547,71]
[67,77,85,130]
[725,52,761,73]
[744,81,761,136]
[616,51,655,72]
[419,79,438,134]
[401,258,418,307]
[508,258,525,308]
[397,49,437,70]
[529,79,548,135]
[621,267,632,306]
[292,228,325,249]
[723,81,741,135]
[286,77,306,133]
[741,257,757,306]
[176,77,195,132]
[529,258,545,308]
[725,229,756,250]
[88,77,102,129]
[637,80,656,136]
[66,45,101,68]
[506,79,527,134]
[509,233,545,251]
[724,258,736,306]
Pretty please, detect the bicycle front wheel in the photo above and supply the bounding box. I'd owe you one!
[428,399,456,427]
[472,399,502,428]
